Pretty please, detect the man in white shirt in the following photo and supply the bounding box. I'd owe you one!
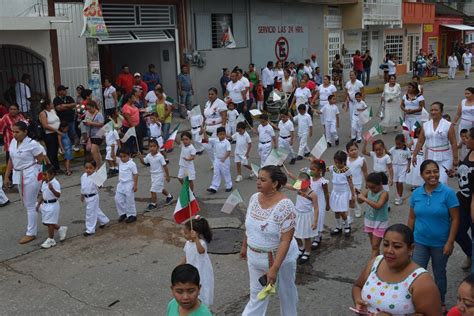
[462,49,473,79]
[226,70,245,105]
[387,55,397,76]
[261,61,275,102]
[15,74,32,116]
[237,68,253,126]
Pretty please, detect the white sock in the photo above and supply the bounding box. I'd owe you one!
[344,220,350,228]
[167,193,172,198]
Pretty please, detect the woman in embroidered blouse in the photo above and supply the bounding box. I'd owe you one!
[353,224,441,315]
[240,165,299,316]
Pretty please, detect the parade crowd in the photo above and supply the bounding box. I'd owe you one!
[1,51,474,315]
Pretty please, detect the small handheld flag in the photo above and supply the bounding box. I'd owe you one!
[163,124,181,150]
[220,189,244,214]
[174,177,200,224]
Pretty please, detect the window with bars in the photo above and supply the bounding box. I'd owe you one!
[385,35,403,61]
[211,14,232,48]
[361,31,369,53]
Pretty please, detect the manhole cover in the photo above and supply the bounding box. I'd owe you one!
[208,228,244,254]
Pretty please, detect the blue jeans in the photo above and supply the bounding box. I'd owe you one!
[362,67,371,85]
[180,90,193,111]
[67,121,76,146]
[412,243,449,302]
[162,122,171,141]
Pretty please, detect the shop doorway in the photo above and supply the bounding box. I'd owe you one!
[407,35,420,73]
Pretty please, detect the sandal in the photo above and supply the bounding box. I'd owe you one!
[311,239,320,250]
[298,248,304,259]
[330,228,342,236]
[298,254,310,264]
[344,226,351,237]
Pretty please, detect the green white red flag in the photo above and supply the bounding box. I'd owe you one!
[174,177,199,224]
[163,124,180,150]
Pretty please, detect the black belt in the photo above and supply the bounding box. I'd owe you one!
[192,126,201,129]
[43,199,57,204]
[260,141,271,144]
[280,135,291,139]
[84,193,96,198]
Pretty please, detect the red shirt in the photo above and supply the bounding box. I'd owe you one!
[133,80,148,100]
[116,73,134,94]
[0,113,27,151]
[353,55,364,72]
[121,103,140,127]
[0,106,8,118]
[306,80,316,91]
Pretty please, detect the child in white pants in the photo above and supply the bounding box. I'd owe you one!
[293,104,313,159]
[187,106,205,154]
[81,161,110,236]
[105,126,120,175]
[206,127,232,193]
[318,94,339,147]
[351,92,368,142]
[277,109,296,164]
[233,122,253,182]
[226,102,239,138]
[253,114,276,166]
[389,134,411,206]
[448,53,459,80]
[115,148,138,223]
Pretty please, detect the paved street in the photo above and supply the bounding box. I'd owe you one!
[0,74,473,315]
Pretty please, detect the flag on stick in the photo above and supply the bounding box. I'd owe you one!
[121,127,136,143]
[174,177,200,224]
[190,105,202,117]
[251,163,260,177]
[364,124,382,141]
[410,121,421,137]
[236,113,246,124]
[89,163,108,187]
[358,107,372,125]
[310,135,327,159]
[37,160,46,182]
[292,179,311,190]
[264,148,289,166]
[220,189,244,214]
[399,117,410,132]
[97,120,114,138]
[163,124,181,150]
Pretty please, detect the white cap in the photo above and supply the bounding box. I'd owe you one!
[134,72,141,77]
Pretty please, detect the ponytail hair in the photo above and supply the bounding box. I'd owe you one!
[185,216,212,243]
[311,159,326,177]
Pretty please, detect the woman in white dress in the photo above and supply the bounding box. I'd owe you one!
[281,69,296,95]
[380,74,402,132]
[103,79,117,118]
[240,165,299,316]
[453,87,474,136]
[203,87,227,162]
[317,75,337,129]
[412,102,458,184]
[400,82,425,131]
[4,121,46,244]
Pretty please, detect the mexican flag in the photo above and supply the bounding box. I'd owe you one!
[364,124,382,140]
[410,121,421,137]
[174,177,200,224]
[399,117,410,132]
[163,124,180,150]
[37,160,46,182]
[292,179,311,190]
[220,189,244,214]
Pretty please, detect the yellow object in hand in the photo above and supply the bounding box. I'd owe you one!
[257,284,277,300]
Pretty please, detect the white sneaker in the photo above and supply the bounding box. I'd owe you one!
[394,198,402,206]
[41,238,56,249]
[73,145,81,152]
[58,226,68,241]
[355,208,362,218]
[235,175,243,182]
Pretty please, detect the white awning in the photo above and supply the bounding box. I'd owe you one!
[441,24,474,31]
[97,29,174,45]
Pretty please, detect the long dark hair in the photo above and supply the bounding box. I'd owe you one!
[185,216,212,243]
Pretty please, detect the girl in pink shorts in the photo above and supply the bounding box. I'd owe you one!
[357,172,389,258]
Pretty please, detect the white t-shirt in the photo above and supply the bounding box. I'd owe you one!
[105,129,119,147]
[347,156,365,187]
[149,122,162,138]
[81,173,99,195]
[104,86,117,110]
[262,67,274,88]
[294,87,312,106]
[318,84,337,102]
[226,81,245,104]
[258,124,275,143]
[321,104,340,122]
[15,82,31,113]
[117,159,138,183]
[463,52,473,64]
[293,113,313,135]
[41,178,61,201]
[345,80,364,102]
[145,91,158,107]
[210,138,231,159]
[304,65,313,79]
[353,100,368,119]
[278,120,294,138]
[370,152,392,172]
[387,60,396,75]
[389,147,411,165]
[227,109,239,123]
[232,132,251,156]
[143,152,167,174]
[402,94,424,118]
[179,144,197,168]
[239,76,250,99]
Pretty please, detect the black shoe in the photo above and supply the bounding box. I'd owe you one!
[225,187,233,192]
[298,254,310,264]
[304,152,310,157]
[344,226,351,237]
[357,139,362,143]
[207,188,217,194]
[125,216,137,223]
[144,203,157,212]
[289,158,296,165]
[83,232,94,237]
[311,239,320,250]
[118,214,127,222]
[327,142,332,147]
[330,227,342,235]
[296,156,303,161]
[0,200,10,207]
[99,223,107,229]
[335,139,339,146]
[196,151,204,156]
[165,195,174,205]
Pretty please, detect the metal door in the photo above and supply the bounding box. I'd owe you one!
[328,31,341,75]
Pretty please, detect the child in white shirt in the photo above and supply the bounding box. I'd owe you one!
[226,102,239,138]
[178,131,197,192]
[105,126,120,175]
[351,92,368,142]
[81,160,110,236]
[115,148,139,223]
[318,94,339,147]
[363,139,393,194]
[232,122,253,182]
[138,138,173,211]
[148,112,163,145]
[276,109,296,164]
[293,104,313,159]
[206,127,232,193]
[252,114,277,166]
[187,105,205,155]
[389,134,411,205]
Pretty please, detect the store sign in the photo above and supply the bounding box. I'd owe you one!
[424,24,433,33]
[80,0,109,37]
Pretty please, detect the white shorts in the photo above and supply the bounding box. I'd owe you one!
[150,173,165,193]
[106,145,118,161]
[393,164,408,183]
[40,202,60,225]
[234,153,248,165]
[178,166,196,181]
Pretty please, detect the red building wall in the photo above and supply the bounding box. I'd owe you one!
[422,16,463,65]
